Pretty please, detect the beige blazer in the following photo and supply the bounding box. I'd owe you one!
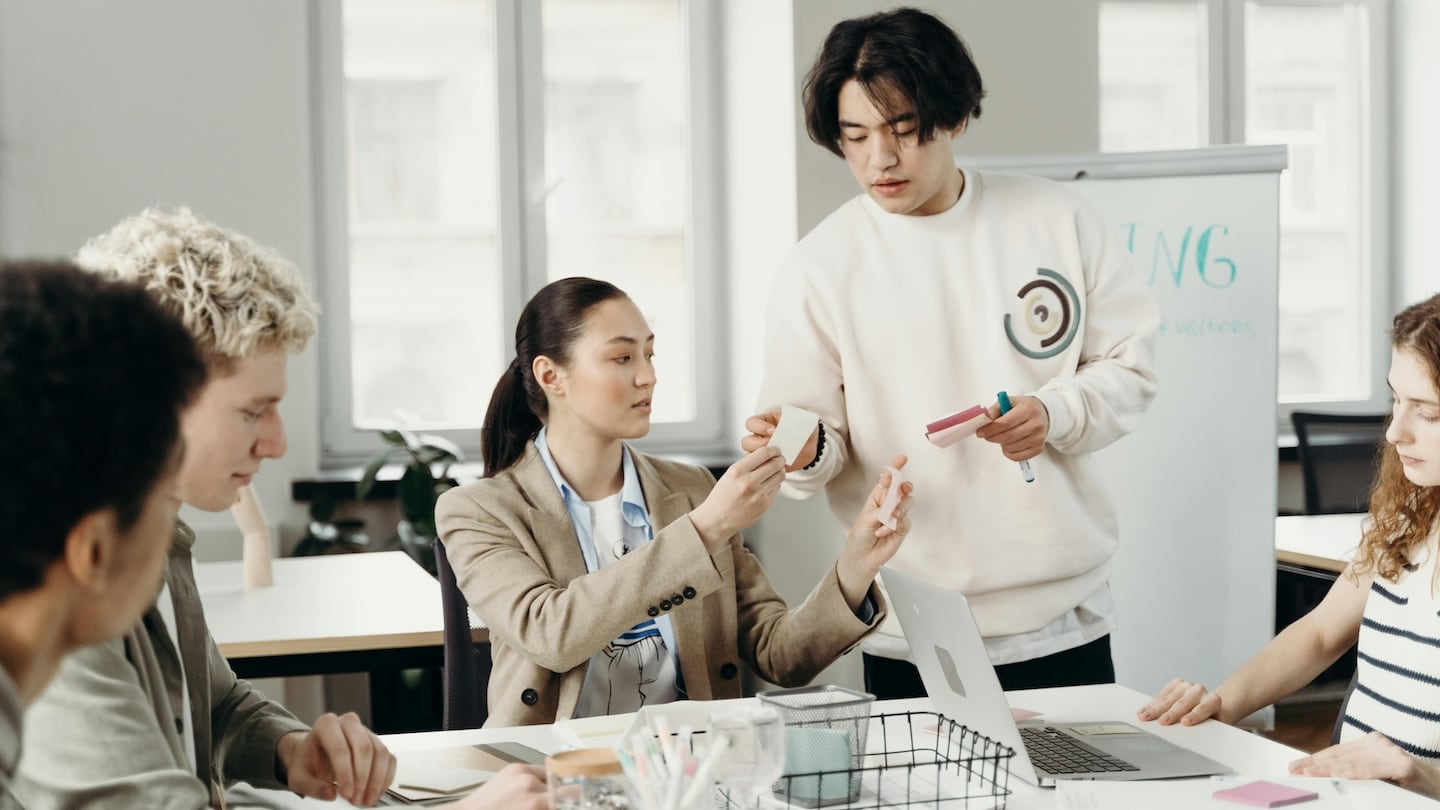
[436,443,886,727]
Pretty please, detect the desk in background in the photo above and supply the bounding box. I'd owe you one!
[195,550,486,732]
[247,685,1428,809]
[1274,513,1367,692]
[1275,513,1366,578]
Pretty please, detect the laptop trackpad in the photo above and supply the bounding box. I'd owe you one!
[1064,725,1229,779]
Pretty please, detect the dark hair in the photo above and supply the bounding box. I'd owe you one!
[481,277,628,476]
[1352,292,1440,583]
[0,260,206,600]
[803,7,985,158]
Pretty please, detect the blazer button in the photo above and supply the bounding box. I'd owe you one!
[720,663,738,680]
[682,586,697,600]
[671,593,684,605]
[648,606,660,617]
[660,600,672,611]
[521,688,539,706]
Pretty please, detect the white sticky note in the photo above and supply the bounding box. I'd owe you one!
[878,465,907,530]
[769,405,820,465]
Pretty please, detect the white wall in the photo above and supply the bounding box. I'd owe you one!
[0,0,321,557]
[0,0,325,716]
[1395,0,1440,308]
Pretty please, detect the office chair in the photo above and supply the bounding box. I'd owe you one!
[433,537,491,730]
[1290,411,1388,515]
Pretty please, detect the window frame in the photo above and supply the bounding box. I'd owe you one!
[1101,0,1392,427]
[311,0,727,466]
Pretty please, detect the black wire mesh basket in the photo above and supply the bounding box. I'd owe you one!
[717,706,1013,809]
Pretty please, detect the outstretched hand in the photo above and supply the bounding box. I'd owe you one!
[837,455,913,609]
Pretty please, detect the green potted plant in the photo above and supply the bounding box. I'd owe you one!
[356,427,464,576]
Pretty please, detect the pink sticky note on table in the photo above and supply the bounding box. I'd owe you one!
[1212,780,1319,808]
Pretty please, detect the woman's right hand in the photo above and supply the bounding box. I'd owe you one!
[1136,678,1224,726]
[689,445,787,551]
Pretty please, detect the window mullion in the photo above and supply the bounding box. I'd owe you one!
[1220,0,1245,143]
[494,0,545,333]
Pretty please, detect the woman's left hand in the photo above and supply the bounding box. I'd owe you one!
[836,455,913,609]
[1290,731,1440,798]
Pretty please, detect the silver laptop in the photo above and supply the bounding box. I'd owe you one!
[881,567,1231,787]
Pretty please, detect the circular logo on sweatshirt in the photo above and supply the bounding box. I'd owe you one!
[1003,268,1081,359]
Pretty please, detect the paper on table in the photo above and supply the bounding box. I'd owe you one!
[1056,776,1350,810]
[553,712,638,750]
[1214,780,1320,807]
[769,405,820,465]
[385,744,517,804]
[396,766,494,795]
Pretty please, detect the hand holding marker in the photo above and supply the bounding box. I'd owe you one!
[995,391,1036,483]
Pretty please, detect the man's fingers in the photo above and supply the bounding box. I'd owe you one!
[745,413,779,435]
[312,714,357,800]
[343,715,392,805]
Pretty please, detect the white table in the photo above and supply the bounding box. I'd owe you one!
[196,551,485,673]
[1275,513,1367,578]
[247,685,1427,809]
[196,551,485,732]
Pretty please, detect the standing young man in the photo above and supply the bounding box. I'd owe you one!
[0,260,205,809]
[15,210,399,808]
[744,7,1159,698]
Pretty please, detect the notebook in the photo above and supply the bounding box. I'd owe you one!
[881,566,1232,787]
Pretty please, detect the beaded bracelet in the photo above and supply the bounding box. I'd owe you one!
[801,422,826,471]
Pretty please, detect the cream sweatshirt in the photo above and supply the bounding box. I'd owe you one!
[758,169,1159,641]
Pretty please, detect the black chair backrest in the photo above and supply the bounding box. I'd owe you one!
[1290,411,1388,515]
[433,537,491,730]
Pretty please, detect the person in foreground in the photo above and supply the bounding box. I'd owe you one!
[745,6,1158,699]
[15,210,402,808]
[437,277,913,727]
[0,260,205,808]
[1139,292,1440,799]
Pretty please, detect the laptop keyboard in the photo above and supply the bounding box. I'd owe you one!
[1020,726,1142,775]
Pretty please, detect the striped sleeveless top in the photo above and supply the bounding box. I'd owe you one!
[1341,529,1440,761]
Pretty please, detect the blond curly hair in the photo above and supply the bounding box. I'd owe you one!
[76,207,318,371]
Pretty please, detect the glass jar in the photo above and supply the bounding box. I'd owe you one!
[546,747,635,809]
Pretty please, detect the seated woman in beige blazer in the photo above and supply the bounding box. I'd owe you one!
[437,277,913,727]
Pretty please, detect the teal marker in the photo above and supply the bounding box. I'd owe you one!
[996,391,1036,483]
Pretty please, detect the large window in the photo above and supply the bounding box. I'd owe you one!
[314,0,722,462]
[1100,0,1389,416]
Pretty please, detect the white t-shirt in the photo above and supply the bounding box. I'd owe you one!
[574,493,680,717]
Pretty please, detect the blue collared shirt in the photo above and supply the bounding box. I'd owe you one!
[534,428,685,694]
